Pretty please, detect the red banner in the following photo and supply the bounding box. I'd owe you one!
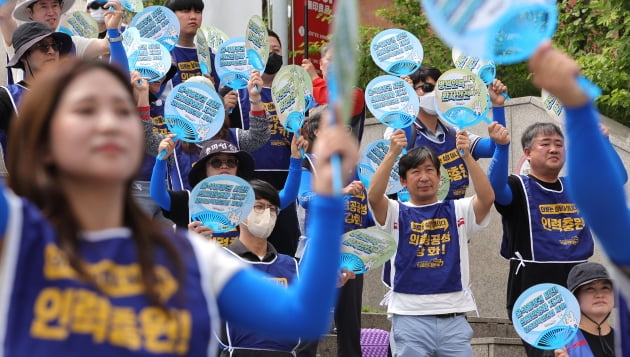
[289,0,335,74]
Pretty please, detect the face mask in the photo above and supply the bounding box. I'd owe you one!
[90,7,106,24]
[243,209,277,239]
[264,52,283,75]
[418,91,437,116]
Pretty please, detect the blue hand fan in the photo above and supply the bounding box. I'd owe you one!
[512,283,580,350]
[216,37,252,90]
[189,175,256,233]
[340,253,367,274]
[340,228,397,274]
[370,29,423,76]
[129,6,180,51]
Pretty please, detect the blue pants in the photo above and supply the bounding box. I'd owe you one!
[391,314,473,357]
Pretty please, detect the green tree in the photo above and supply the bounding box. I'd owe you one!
[358,0,629,124]
[555,0,630,125]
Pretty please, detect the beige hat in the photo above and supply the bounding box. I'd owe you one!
[12,0,76,23]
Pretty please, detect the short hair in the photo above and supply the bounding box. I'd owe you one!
[409,66,442,86]
[249,179,280,208]
[267,28,281,47]
[520,122,564,150]
[398,146,441,179]
[165,0,203,12]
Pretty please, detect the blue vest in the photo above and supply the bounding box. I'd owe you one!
[211,228,240,248]
[344,188,371,233]
[514,176,594,261]
[392,200,462,295]
[238,87,292,171]
[170,46,219,89]
[4,199,216,356]
[412,124,469,199]
[224,252,299,352]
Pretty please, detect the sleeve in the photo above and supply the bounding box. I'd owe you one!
[297,168,313,209]
[487,140,513,206]
[216,195,344,340]
[107,29,128,78]
[565,101,630,265]
[70,35,92,57]
[0,183,9,236]
[149,158,172,210]
[235,110,270,152]
[471,107,506,158]
[311,77,328,106]
[278,157,302,209]
[455,197,490,237]
[368,198,399,237]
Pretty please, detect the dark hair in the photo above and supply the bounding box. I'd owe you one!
[8,59,183,308]
[409,66,442,86]
[398,146,441,179]
[303,105,326,143]
[520,122,564,150]
[165,0,203,12]
[267,28,281,47]
[249,179,280,208]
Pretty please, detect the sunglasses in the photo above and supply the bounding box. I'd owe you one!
[414,82,435,93]
[88,2,105,9]
[32,41,60,53]
[208,158,239,169]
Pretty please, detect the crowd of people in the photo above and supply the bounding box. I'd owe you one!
[0,0,628,356]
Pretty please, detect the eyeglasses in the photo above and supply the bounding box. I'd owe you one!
[88,2,105,9]
[208,158,239,169]
[253,202,279,216]
[32,41,60,53]
[414,82,435,93]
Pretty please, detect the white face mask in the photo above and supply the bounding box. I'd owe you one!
[243,209,277,239]
[90,7,106,24]
[418,91,438,116]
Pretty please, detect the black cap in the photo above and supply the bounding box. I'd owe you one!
[567,262,612,293]
[188,140,255,188]
[7,22,73,69]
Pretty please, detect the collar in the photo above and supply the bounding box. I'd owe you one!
[227,238,278,262]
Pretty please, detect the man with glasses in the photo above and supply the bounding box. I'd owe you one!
[220,179,302,356]
[0,0,123,84]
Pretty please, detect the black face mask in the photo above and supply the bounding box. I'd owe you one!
[264,52,283,75]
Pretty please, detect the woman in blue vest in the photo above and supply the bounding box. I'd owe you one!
[0,58,358,356]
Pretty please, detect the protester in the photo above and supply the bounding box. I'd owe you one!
[367,128,495,356]
[527,41,630,357]
[487,51,626,355]
[554,262,615,357]
[297,106,371,357]
[0,11,126,165]
[0,58,357,356]
[301,44,366,143]
[235,29,302,257]
[220,179,302,356]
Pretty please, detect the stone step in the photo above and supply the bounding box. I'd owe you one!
[472,337,526,357]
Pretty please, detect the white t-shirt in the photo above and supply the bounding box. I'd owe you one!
[372,197,490,316]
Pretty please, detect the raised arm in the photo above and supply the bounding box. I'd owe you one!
[0,0,17,47]
[529,42,630,265]
[471,79,509,158]
[278,135,307,209]
[217,114,359,339]
[234,70,270,152]
[367,129,406,225]
[149,136,176,211]
[457,131,495,223]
